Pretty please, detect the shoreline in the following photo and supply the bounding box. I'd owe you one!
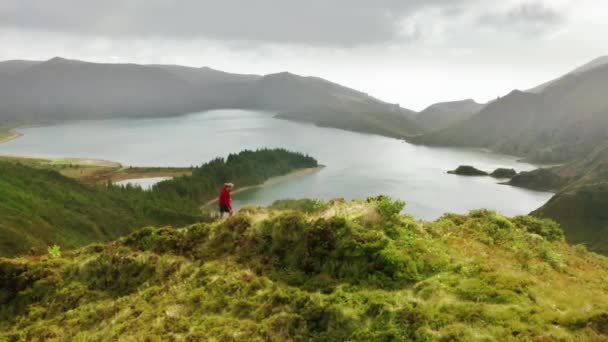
[201,165,325,209]
[0,154,192,184]
[0,130,23,144]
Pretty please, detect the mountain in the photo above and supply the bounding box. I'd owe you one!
[0,57,420,138]
[414,99,484,132]
[501,141,608,254]
[0,57,202,123]
[149,64,261,86]
[0,60,39,75]
[2,198,608,340]
[529,55,608,93]
[413,59,608,163]
[533,183,608,255]
[246,72,421,137]
[525,142,608,254]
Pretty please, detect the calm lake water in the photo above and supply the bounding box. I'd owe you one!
[0,110,553,220]
[115,177,172,190]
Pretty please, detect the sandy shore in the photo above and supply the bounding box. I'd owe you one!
[202,165,325,209]
[0,130,23,144]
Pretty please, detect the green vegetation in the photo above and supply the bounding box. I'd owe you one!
[503,142,608,254]
[447,165,488,176]
[108,148,318,214]
[269,199,329,213]
[46,245,61,259]
[0,161,206,257]
[1,198,607,340]
[533,183,608,255]
[0,149,318,257]
[0,155,192,185]
[0,126,19,143]
[0,127,12,140]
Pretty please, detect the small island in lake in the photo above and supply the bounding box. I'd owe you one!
[447,165,488,176]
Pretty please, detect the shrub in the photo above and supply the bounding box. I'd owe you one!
[270,199,328,213]
[455,272,531,304]
[47,245,61,258]
[540,248,564,270]
[367,196,406,219]
[512,216,565,241]
[466,210,516,244]
[78,251,156,295]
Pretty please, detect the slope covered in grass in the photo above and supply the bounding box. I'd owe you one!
[0,149,318,257]
[0,162,205,257]
[2,198,607,341]
[503,142,608,254]
[533,183,608,255]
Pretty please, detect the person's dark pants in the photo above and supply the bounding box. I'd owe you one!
[219,204,230,214]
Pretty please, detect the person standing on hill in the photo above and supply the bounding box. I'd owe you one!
[219,183,234,218]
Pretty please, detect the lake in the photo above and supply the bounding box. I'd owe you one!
[0,109,553,220]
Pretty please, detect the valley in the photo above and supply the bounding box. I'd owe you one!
[0,110,552,221]
[1,54,608,341]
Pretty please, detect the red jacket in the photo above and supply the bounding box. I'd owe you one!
[219,186,232,210]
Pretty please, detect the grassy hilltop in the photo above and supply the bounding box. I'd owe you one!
[2,198,607,341]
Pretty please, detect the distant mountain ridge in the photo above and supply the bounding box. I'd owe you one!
[414,99,484,132]
[528,55,608,93]
[0,60,39,75]
[413,58,608,163]
[0,57,420,138]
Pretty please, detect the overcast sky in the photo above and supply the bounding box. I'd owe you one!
[1,0,606,110]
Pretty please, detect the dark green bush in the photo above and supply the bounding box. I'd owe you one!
[512,215,565,241]
[367,196,406,219]
[78,251,156,295]
[269,199,328,213]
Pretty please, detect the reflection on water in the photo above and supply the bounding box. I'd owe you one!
[0,109,553,219]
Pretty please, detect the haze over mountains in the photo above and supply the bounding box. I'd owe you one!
[528,56,608,94]
[3,55,608,253]
[413,56,608,163]
[5,55,607,149]
[0,57,420,138]
[413,99,484,132]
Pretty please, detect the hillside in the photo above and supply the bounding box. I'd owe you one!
[413,59,608,163]
[0,161,206,257]
[0,57,202,122]
[0,60,39,75]
[498,142,608,254]
[248,72,420,137]
[533,183,608,255]
[520,143,608,254]
[529,55,608,93]
[2,198,607,340]
[0,57,420,138]
[414,99,484,132]
[150,64,261,86]
[0,149,317,257]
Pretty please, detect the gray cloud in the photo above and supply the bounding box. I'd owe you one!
[479,2,565,35]
[0,0,469,47]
